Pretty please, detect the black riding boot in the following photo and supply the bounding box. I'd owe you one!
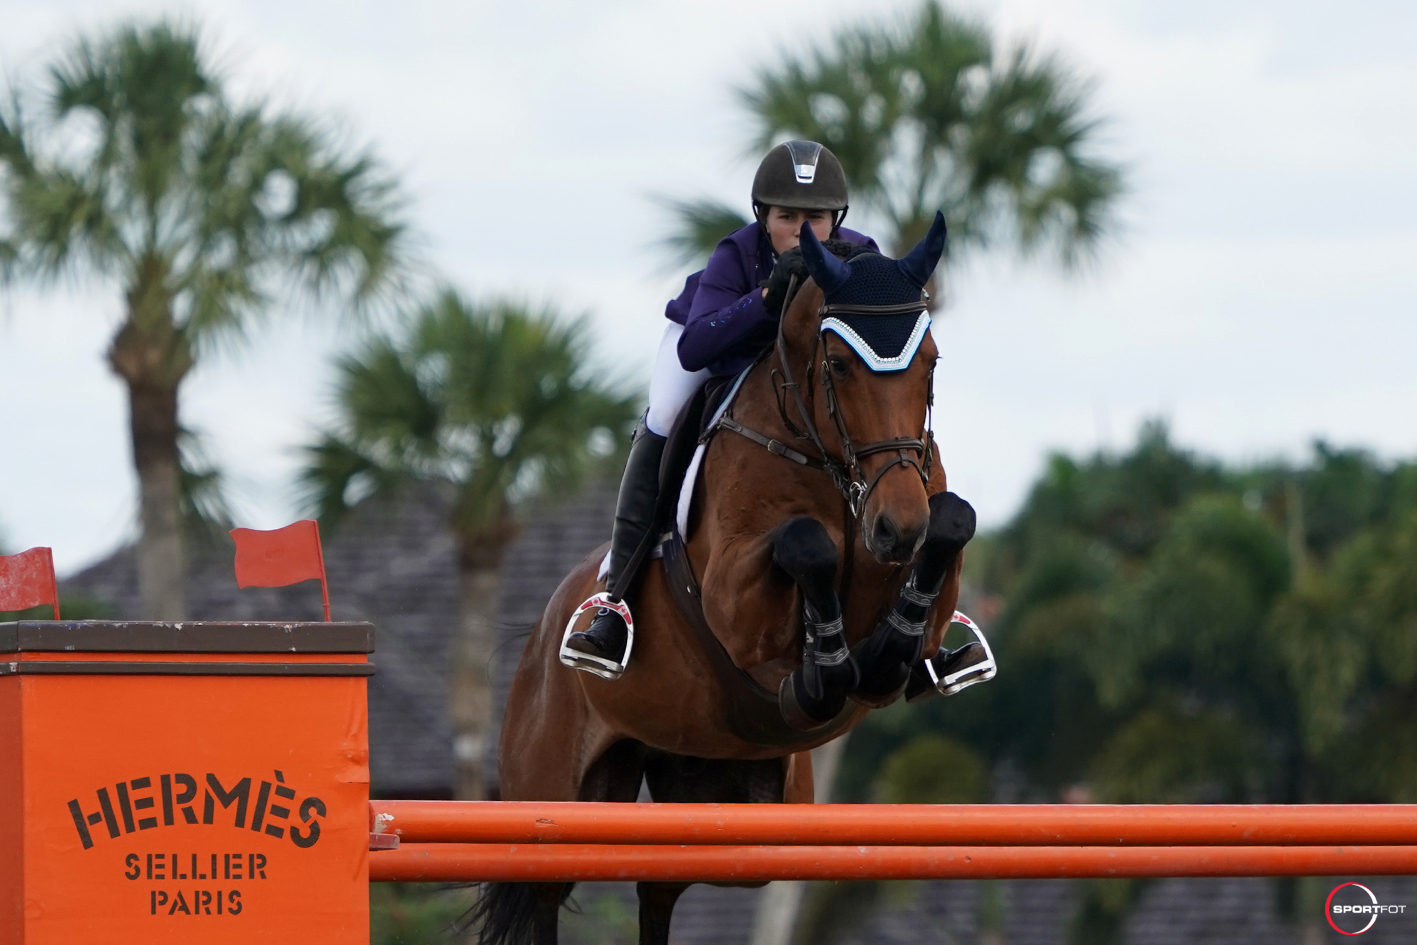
[563,419,667,671]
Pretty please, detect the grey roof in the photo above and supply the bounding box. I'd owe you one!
[64,480,619,798]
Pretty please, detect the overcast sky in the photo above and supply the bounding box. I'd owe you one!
[2,0,1415,573]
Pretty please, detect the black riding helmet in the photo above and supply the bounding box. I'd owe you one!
[751,140,849,230]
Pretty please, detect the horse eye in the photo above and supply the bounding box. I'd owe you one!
[827,356,849,377]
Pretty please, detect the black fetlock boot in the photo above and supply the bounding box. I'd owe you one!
[854,491,977,701]
[780,602,860,730]
[899,492,995,699]
[560,417,668,679]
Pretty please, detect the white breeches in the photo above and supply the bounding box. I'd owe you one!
[646,322,710,437]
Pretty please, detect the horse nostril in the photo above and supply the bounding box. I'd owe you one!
[873,515,901,554]
[872,514,927,561]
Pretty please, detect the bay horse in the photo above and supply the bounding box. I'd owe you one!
[478,213,979,944]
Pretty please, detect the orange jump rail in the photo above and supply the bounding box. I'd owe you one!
[368,801,1417,848]
[370,843,1417,883]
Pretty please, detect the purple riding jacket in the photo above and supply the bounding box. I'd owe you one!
[667,222,878,377]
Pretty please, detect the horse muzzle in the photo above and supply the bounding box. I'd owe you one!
[865,508,928,564]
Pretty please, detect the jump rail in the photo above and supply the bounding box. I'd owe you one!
[367,802,1417,882]
[369,801,1417,847]
[8,619,1414,944]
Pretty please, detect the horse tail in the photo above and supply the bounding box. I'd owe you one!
[463,881,572,945]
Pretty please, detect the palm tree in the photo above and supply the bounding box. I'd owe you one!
[0,20,407,619]
[655,197,750,269]
[301,289,640,799]
[719,8,1125,941]
[665,0,1124,280]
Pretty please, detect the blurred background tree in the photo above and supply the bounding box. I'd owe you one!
[369,884,474,945]
[825,423,1417,944]
[300,289,640,799]
[663,0,1125,288]
[0,19,409,619]
[727,6,1125,942]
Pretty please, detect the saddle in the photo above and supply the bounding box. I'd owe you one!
[645,373,737,544]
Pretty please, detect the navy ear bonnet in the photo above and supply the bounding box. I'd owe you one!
[798,212,947,372]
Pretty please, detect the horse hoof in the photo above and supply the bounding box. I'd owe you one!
[851,633,913,703]
[778,672,849,731]
[905,659,938,703]
[851,664,912,706]
[849,614,923,703]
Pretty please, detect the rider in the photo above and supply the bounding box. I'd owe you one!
[561,140,878,676]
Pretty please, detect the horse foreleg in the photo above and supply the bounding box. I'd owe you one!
[772,516,860,728]
[853,491,976,701]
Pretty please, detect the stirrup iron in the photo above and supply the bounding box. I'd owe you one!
[924,611,997,696]
[559,592,636,680]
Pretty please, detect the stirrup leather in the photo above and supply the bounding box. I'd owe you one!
[924,611,997,696]
[559,592,636,680]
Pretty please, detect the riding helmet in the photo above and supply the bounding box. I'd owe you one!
[751,140,849,214]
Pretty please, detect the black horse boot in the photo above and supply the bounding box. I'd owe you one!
[560,418,667,678]
[853,491,976,701]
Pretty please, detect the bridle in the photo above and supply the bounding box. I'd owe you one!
[712,274,936,521]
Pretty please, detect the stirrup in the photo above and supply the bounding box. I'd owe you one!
[559,592,636,680]
[924,611,997,696]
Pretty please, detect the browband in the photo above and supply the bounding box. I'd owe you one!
[819,301,927,318]
[819,309,931,373]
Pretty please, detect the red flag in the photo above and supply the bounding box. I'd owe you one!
[0,547,60,619]
[230,521,330,620]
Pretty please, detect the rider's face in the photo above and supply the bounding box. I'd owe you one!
[764,206,834,255]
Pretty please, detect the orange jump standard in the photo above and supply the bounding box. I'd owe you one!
[1,620,374,945]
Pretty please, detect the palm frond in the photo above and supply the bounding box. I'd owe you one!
[297,431,413,529]
[653,196,749,269]
[176,426,233,539]
[734,0,1126,274]
[301,288,642,550]
[0,18,412,349]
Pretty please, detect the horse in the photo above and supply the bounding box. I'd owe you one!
[478,213,979,945]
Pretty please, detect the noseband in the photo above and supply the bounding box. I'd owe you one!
[712,275,935,520]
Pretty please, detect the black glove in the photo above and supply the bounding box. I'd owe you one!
[762,240,858,315]
[761,247,810,316]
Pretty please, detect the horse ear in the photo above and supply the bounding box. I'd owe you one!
[798,221,852,295]
[897,211,948,288]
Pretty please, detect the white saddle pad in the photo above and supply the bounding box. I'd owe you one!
[597,367,753,580]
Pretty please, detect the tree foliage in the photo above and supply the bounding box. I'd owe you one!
[833,425,1417,939]
[856,425,1417,805]
[664,1,1125,271]
[0,19,406,348]
[300,289,639,551]
[0,19,409,617]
